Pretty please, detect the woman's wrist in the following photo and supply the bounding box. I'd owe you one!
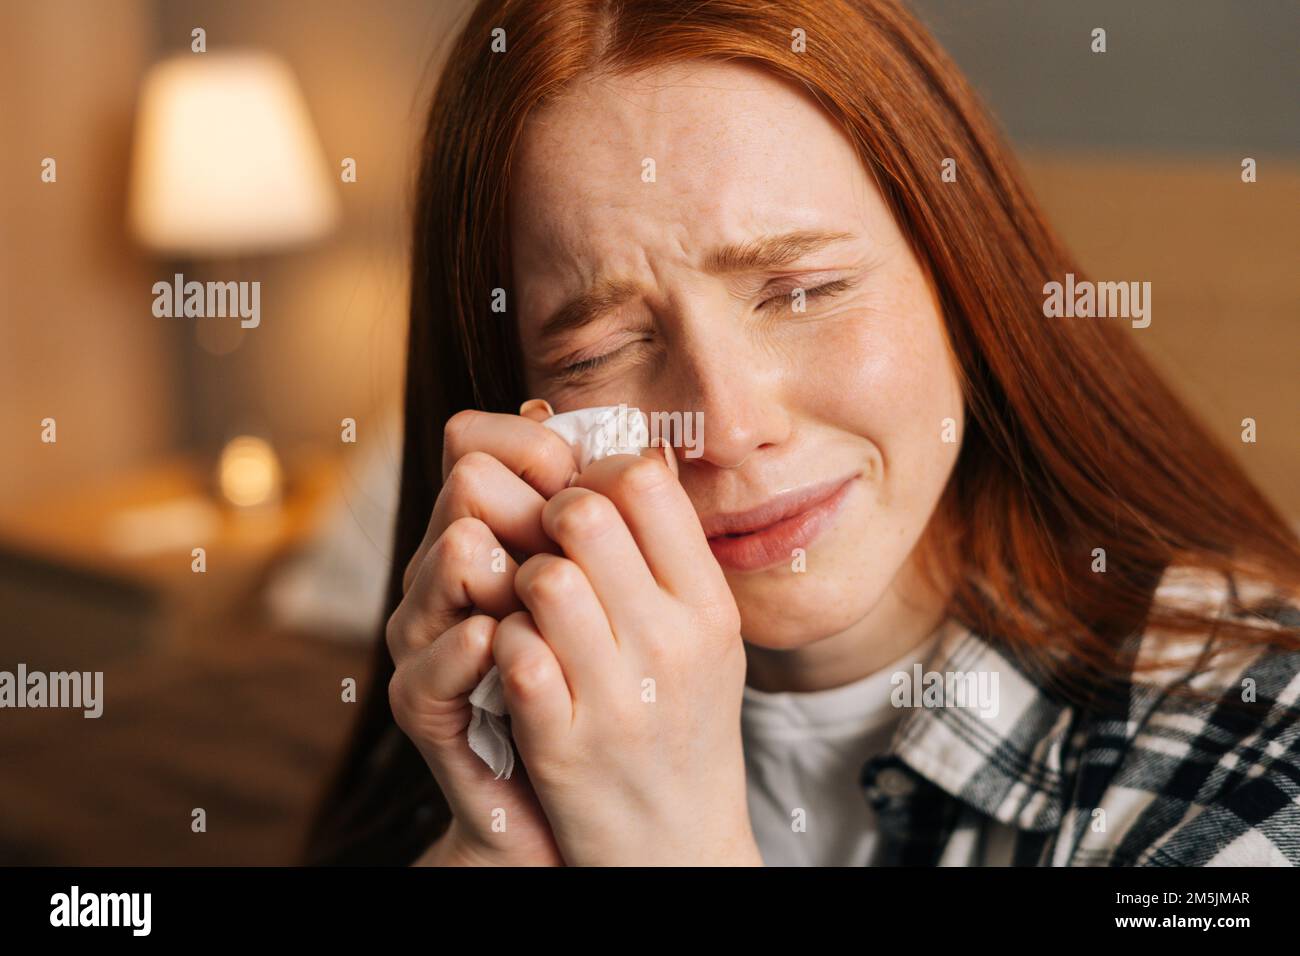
[413,814,762,866]
[412,820,486,866]
[413,817,566,866]
[411,829,458,866]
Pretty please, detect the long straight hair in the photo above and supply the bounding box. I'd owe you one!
[301,0,1300,864]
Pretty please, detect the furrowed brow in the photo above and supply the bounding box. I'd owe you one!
[535,229,856,344]
[702,229,857,274]
[537,276,640,344]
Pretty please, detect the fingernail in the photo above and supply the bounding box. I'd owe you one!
[660,440,679,478]
[566,470,580,487]
[519,398,554,421]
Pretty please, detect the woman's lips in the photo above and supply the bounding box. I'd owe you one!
[704,476,856,573]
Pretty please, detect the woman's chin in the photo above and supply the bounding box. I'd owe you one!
[733,575,888,650]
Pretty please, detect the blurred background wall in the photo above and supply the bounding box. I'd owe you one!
[3,0,1296,516]
[0,0,1294,864]
[914,0,1300,517]
[1,0,170,501]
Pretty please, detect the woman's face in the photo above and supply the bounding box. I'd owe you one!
[509,61,963,652]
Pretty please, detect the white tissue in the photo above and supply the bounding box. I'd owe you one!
[466,664,514,779]
[534,403,651,471]
[466,405,652,779]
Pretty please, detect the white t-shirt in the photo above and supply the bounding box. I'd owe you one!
[741,636,939,866]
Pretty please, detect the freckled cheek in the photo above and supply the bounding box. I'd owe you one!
[794,310,960,477]
[573,363,667,409]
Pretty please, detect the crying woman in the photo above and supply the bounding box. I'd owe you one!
[302,0,1300,867]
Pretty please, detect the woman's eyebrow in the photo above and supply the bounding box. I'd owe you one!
[537,276,641,344]
[536,228,857,344]
[702,228,857,274]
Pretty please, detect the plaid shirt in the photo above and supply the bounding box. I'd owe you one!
[859,566,1300,866]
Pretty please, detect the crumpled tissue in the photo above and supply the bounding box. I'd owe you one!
[467,405,651,779]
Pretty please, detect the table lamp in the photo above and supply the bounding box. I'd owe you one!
[126,49,339,512]
[127,49,339,255]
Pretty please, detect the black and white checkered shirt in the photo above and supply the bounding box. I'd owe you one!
[859,566,1300,865]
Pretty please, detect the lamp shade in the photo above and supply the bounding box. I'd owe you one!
[128,51,339,256]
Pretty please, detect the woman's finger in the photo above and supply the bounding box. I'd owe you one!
[403,451,560,595]
[389,613,499,740]
[442,408,578,498]
[513,553,619,687]
[389,515,523,666]
[576,451,724,605]
[540,487,662,639]
[492,610,573,744]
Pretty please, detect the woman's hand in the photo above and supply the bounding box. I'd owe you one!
[389,406,577,866]
[493,447,762,866]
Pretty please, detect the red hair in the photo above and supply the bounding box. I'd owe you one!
[302,0,1300,864]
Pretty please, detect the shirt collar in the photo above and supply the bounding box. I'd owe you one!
[878,618,1078,833]
[871,564,1238,833]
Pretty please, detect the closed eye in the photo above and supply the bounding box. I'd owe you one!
[757,277,855,312]
[557,352,616,378]
[553,277,855,381]
[554,334,654,382]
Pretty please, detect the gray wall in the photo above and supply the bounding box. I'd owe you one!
[911,0,1299,153]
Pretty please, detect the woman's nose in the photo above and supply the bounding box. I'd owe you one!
[655,316,791,471]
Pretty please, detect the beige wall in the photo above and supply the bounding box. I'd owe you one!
[1023,151,1299,521]
[2,2,1295,524]
[147,0,476,459]
[0,0,173,501]
[1,1,473,505]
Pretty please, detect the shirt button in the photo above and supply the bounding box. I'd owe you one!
[875,766,915,798]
